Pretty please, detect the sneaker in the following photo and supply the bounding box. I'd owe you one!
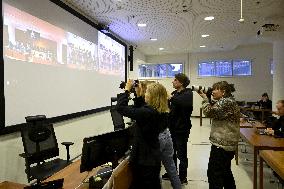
[179,177,188,185]
[162,173,170,180]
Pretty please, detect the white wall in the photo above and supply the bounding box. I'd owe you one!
[135,43,273,116]
[0,111,114,184]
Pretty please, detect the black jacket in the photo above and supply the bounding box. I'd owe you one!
[272,116,284,137]
[169,88,193,134]
[256,99,272,109]
[116,92,167,166]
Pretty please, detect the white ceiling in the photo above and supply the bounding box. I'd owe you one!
[62,0,284,55]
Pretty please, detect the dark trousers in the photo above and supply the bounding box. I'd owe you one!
[207,145,236,189]
[171,133,189,179]
[130,164,161,189]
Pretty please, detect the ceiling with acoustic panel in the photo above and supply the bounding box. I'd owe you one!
[61,0,284,55]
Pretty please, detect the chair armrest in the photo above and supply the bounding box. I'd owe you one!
[61,142,74,147]
[61,142,74,163]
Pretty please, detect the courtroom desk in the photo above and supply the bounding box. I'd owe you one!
[0,181,26,189]
[240,128,284,189]
[236,121,266,165]
[240,107,271,123]
[44,159,99,189]
[240,121,266,128]
[259,150,284,189]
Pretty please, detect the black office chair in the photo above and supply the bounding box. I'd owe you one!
[19,115,74,183]
[236,101,246,106]
[110,109,126,131]
[246,101,257,107]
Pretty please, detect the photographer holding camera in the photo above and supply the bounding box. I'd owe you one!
[131,80,182,189]
[162,73,193,184]
[116,80,170,189]
[197,81,240,189]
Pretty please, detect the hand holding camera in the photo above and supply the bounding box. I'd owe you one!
[120,79,139,94]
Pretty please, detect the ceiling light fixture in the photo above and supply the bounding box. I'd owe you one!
[201,34,210,38]
[239,0,244,22]
[200,45,206,48]
[204,16,214,21]
[137,23,147,27]
[150,38,157,41]
[159,47,164,50]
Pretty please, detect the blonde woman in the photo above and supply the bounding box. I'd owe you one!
[116,81,169,189]
[133,80,181,189]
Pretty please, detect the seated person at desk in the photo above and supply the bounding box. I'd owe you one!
[256,93,272,109]
[253,93,272,121]
[265,100,284,137]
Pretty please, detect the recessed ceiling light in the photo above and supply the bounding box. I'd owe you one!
[150,38,157,41]
[159,47,164,50]
[137,23,147,27]
[204,16,214,21]
[201,34,210,38]
[200,45,206,48]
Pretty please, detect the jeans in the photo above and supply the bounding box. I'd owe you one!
[159,129,182,189]
[171,132,189,179]
[207,145,236,189]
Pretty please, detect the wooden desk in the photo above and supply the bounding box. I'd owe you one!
[259,150,284,189]
[240,128,284,189]
[240,107,271,123]
[240,121,266,129]
[0,181,26,189]
[44,159,99,189]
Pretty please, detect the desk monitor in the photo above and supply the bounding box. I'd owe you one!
[80,127,131,173]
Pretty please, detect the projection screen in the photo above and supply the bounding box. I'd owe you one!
[2,0,126,127]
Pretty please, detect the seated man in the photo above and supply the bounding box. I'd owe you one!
[254,93,272,121]
[265,100,284,137]
[256,93,272,109]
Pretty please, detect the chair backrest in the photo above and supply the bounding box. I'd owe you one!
[246,101,257,107]
[21,122,59,164]
[110,109,125,131]
[236,101,246,106]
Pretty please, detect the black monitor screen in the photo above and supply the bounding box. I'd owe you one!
[80,127,131,173]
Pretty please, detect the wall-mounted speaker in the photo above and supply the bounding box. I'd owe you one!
[128,45,133,71]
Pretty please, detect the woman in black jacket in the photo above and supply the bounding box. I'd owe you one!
[116,80,169,189]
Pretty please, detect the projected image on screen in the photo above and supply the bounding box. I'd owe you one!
[3,4,62,66]
[98,32,125,77]
[66,32,98,71]
[3,1,126,126]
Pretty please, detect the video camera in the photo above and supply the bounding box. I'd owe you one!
[119,80,139,93]
[192,85,213,102]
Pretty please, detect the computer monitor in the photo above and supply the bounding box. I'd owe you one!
[80,127,131,173]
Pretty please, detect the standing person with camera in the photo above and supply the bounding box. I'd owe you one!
[133,80,182,189]
[116,80,169,189]
[163,73,193,184]
[198,81,240,189]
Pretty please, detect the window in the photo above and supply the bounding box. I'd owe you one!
[198,61,215,77]
[139,63,183,78]
[270,59,274,75]
[233,60,252,76]
[215,60,232,76]
[198,59,252,77]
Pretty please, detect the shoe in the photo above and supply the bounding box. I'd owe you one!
[179,177,188,185]
[162,173,170,180]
